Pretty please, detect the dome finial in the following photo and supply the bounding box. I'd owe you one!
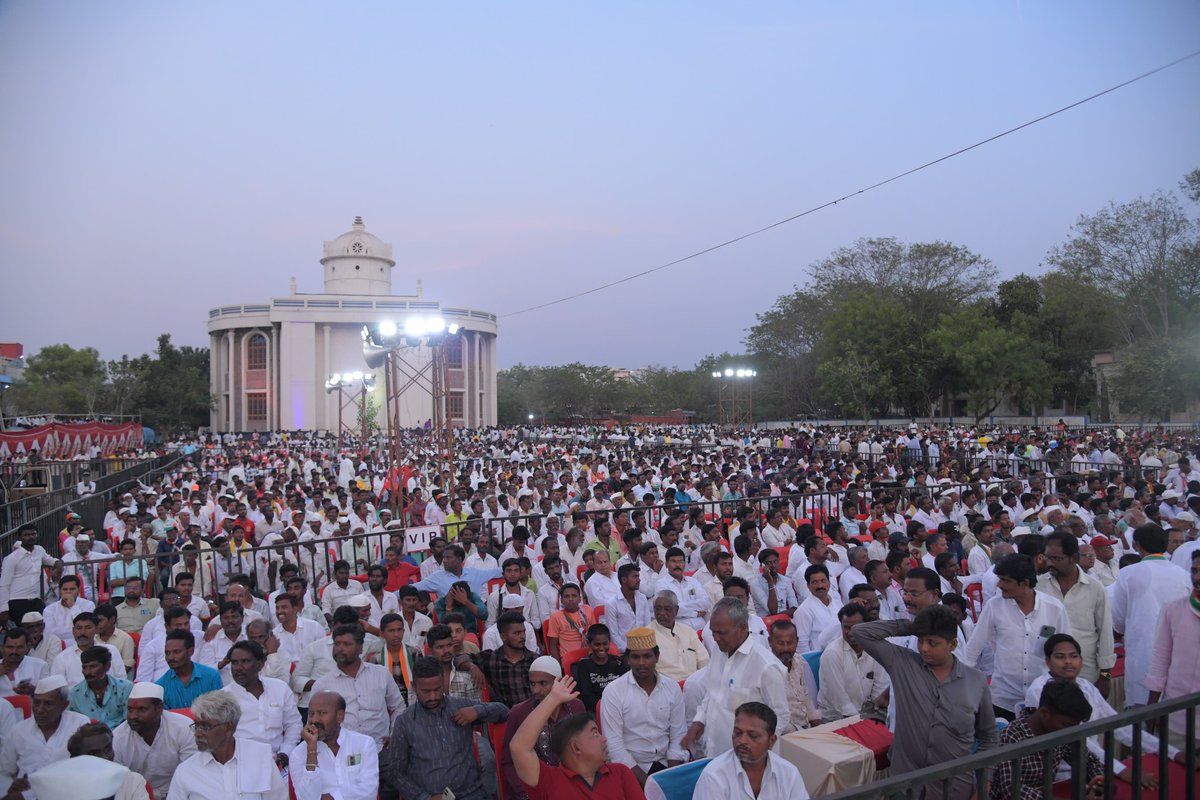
[353,216,364,229]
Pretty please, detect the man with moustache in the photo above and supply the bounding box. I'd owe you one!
[288,691,379,800]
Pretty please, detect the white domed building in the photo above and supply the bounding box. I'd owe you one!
[207,217,498,432]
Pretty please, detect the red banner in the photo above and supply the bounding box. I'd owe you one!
[0,422,143,458]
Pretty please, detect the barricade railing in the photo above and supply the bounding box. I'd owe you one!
[0,456,165,531]
[823,690,1199,800]
[2,454,186,553]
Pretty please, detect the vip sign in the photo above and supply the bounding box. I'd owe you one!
[404,525,440,554]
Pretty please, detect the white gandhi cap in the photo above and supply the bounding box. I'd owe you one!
[34,675,68,694]
[129,682,165,701]
[30,755,131,800]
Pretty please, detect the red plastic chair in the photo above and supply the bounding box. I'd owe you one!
[593,605,605,626]
[4,695,31,719]
[464,632,479,648]
[169,707,195,720]
[773,546,790,575]
[595,699,602,733]
[762,613,790,630]
[965,582,983,623]
[129,631,140,666]
[489,721,509,800]
[487,577,505,596]
[575,564,588,582]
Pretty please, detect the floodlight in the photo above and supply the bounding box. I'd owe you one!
[330,373,342,384]
[428,315,446,333]
[724,368,733,377]
[405,317,427,337]
[379,320,398,338]
[447,323,460,335]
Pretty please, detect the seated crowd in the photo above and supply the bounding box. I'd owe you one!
[0,426,1197,799]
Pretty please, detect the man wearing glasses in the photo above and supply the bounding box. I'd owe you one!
[169,689,288,799]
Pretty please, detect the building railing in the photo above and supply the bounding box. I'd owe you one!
[823,690,1199,800]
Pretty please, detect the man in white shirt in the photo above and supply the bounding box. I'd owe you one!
[168,689,289,800]
[681,598,789,758]
[961,554,1071,718]
[817,604,887,721]
[1107,523,1192,707]
[0,675,90,796]
[273,594,326,668]
[136,608,196,682]
[61,536,106,603]
[288,691,379,800]
[582,550,621,608]
[361,566,400,633]
[486,558,540,627]
[311,625,404,751]
[321,561,365,615]
[792,565,840,652]
[0,526,62,624]
[43,575,96,641]
[657,547,710,631]
[600,627,687,785]
[51,612,127,685]
[604,565,651,652]
[692,701,808,800]
[1023,634,1184,780]
[0,627,48,695]
[222,640,302,760]
[113,682,198,799]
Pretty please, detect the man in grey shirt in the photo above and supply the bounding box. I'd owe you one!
[387,655,508,800]
[854,606,998,800]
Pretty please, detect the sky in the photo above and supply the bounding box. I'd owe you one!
[1,2,1198,371]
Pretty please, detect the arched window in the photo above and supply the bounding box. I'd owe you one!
[246,334,267,371]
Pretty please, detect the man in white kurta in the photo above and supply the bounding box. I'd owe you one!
[599,629,688,778]
[113,682,198,799]
[287,691,379,800]
[222,643,302,756]
[1107,531,1191,706]
[0,676,90,799]
[818,608,888,721]
[681,599,789,759]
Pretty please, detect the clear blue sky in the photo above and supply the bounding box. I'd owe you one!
[2,2,1197,369]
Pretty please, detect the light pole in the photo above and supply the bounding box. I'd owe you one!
[711,367,756,428]
[362,316,462,512]
[325,371,377,450]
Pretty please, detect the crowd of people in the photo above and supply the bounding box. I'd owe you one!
[0,420,1197,800]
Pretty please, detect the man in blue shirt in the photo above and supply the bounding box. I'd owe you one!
[155,629,222,709]
[68,645,132,728]
[413,545,501,597]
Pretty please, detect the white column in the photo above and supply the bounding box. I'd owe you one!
[323,324,332,431]
[225,331,235,431]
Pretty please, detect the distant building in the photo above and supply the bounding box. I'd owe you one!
[0,343,25,389]
[206,218,498,432]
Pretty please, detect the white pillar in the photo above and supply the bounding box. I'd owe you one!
[323,324,332,432]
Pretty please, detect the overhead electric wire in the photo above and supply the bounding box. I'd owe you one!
[501,48,1200,319]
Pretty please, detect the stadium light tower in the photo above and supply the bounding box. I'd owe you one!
[362,316,461,510]
[711,367,756,428]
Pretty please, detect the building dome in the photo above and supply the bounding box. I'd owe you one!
[320,216,396,295]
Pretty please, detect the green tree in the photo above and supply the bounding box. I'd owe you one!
[930,311,1053,421]
[134,335,212,432]
[1108,334,1200,420]
[10,344,107,414]
[816,354,894,420]
[1046,192,1199,343]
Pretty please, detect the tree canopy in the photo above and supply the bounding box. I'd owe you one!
[5,335,212,433]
